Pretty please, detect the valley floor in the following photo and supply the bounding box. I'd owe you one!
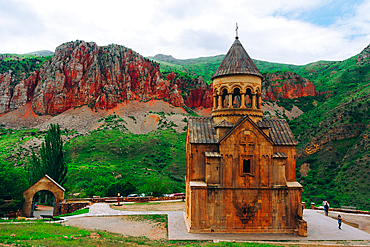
[61,202,370,246]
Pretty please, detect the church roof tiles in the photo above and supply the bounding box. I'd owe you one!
[257,119,298,146]
[215,119,234,128]
[188,116,297,146]
[212,38,262,79]
[188,117,218,144]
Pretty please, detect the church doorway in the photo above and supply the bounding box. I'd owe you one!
[23,175,65,217]
[31,190,56,218]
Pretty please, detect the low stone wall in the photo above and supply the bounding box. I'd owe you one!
[65,196,185,203]
[60,201,91,215]
[313,206,370,215]
[61,196,185,215]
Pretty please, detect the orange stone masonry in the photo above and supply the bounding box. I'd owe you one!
[23,175,65,217]
[185,37,307,236]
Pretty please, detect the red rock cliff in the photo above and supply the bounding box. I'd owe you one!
[163,72,213,109]
[262,71,318,101]
[0,41,209,115]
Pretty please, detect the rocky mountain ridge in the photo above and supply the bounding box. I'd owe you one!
[262,71,319,101]
[0,41,323,120]
[0,41,212,116]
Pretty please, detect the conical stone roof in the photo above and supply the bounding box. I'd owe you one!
[212,38,262,79]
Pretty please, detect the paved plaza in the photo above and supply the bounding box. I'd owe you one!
[64,203,370,242]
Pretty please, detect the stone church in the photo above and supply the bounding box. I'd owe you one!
[185,36,307,236]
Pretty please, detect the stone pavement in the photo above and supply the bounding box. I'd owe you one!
[33,210,53,218]
[65,203,370,241]
[168,209,370,241]
[86,202,171,216]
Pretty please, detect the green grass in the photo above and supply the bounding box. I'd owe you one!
[0,221,284,246]
[0,218,49,223]
[59,208,89,217]
[0,222,89,244]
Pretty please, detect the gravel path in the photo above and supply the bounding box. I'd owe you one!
[64,203,170,239]
[86,203,171,216]
[110,200,185,212]
[64,216,167,240]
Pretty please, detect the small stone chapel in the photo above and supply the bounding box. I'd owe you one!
[185,35,307,236]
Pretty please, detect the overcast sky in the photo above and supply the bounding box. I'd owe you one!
[1,0,370,64]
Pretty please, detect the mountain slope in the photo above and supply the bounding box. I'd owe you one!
[1,41,370,209]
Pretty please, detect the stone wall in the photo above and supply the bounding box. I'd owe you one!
[60,202,91,215]
[65,196,185,204]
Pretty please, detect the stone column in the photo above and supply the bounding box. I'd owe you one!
[252,93,256,109]
[213,95,217,110]
[241,93,246,108]
[228,93,233,108]
[218,95,222,109]
[257,93,262,109]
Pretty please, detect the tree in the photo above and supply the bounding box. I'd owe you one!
[107,180,137,197]
[0,160,28,199]
[141,176,170,197]
[28,123,67,186]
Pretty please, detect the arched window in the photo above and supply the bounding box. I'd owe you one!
[214,92,218,109]
[221,89,228,108]
[245,88,252,108]
[243,159,251,173]
[232,88,241,108]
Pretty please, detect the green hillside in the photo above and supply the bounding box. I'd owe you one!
[65,128,186,197]
[150,55,302,84]
[0,54,52,84]
[286,54,370,209]
[1,44,370,210]
[0,126,186,198]
[150,54,225,83]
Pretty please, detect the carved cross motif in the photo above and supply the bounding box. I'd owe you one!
[233,191,262,224]
[240,131,255,153]
[244,141,255,152]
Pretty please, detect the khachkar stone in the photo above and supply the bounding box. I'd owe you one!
[185,36,307,236]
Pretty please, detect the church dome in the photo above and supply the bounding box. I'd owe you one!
[212,37,262,80]
[211,36,263,125]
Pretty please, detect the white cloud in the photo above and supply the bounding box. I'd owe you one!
[0,0,369,64]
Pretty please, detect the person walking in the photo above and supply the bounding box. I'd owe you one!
[324,202,329,216]
[338,215,342,229]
